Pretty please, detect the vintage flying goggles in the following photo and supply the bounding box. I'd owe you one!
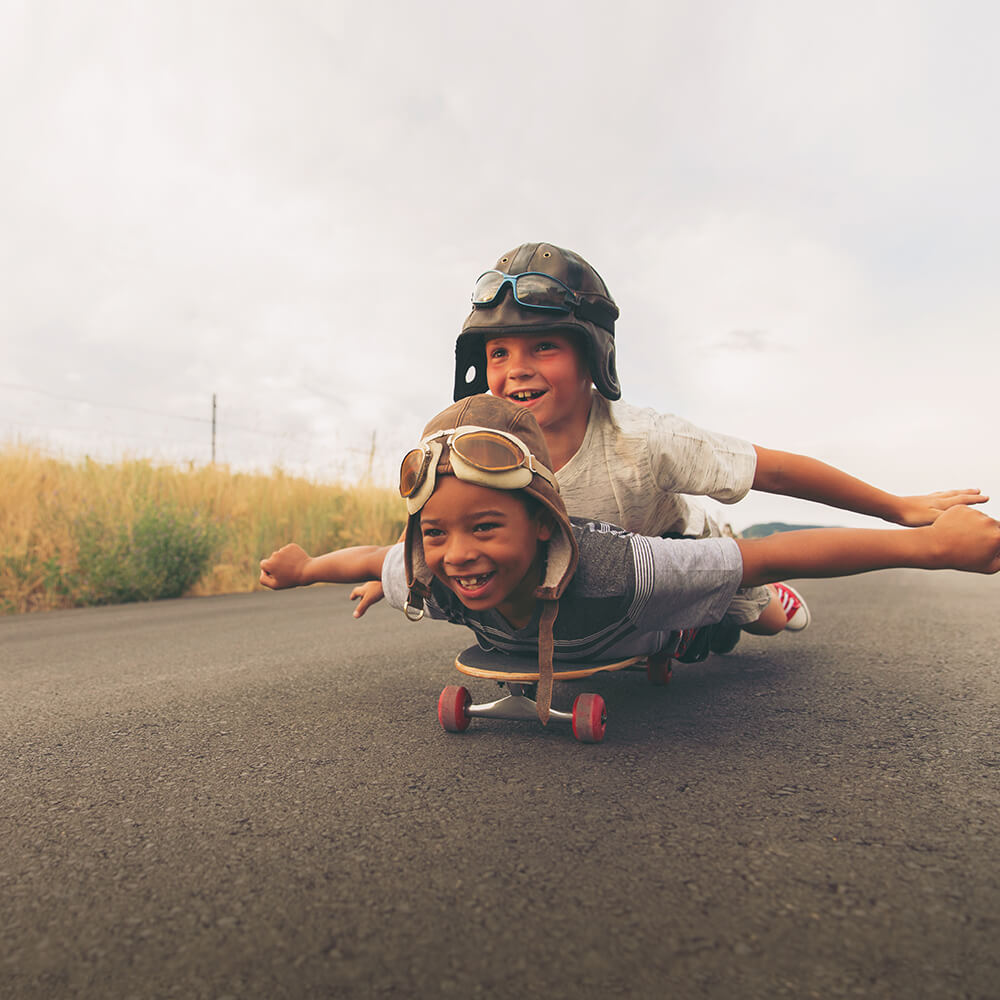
[399,425,558,515]
[471,270,582,314]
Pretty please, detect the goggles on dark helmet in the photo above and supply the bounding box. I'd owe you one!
[399,425,558,515]
[471,270,581,314]
[470,269,612,328]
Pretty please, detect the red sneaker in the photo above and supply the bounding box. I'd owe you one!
[774,582,810,631]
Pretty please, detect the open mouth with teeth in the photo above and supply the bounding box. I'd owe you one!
[509,389,547,402]
[449,571,496,596]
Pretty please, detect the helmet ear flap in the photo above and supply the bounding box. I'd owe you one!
[454,333,488,401]
[602,343,622,400]
[580,333,621,401]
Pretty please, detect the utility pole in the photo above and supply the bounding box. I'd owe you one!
[365,430,376,483]
[211,393,217,464]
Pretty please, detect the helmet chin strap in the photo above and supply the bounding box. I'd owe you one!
[535,599,559,725]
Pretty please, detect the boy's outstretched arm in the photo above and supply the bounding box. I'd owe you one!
[259,543,392,590]
[752,446,988,527]
[737,506,1000,587]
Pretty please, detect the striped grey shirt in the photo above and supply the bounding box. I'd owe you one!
[382,519,742,662]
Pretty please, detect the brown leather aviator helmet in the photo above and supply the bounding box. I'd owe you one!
[403,394,577,605]
[454,242,622,402]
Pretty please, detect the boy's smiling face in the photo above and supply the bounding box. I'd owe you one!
[419,475,552,628]
[485,332,592,435]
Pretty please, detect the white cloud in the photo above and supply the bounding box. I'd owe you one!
[1,0,998,526]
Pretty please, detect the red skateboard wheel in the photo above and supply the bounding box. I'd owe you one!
[571,692,607,743]
[438,685,472,732]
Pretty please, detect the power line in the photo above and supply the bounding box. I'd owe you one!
[0,381,210,424]
[0,381,333,443]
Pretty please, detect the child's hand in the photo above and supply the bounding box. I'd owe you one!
[349,580,385,618]
[895,489,989,527]
[259,543,312,589]
[927,506,1000,573]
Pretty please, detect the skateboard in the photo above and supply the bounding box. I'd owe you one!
[437,645,674,743]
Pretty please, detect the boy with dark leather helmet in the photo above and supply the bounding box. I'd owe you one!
[439,241,988,646]
[455,243,622,402]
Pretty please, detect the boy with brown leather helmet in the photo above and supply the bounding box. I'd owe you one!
[260,394,1000,725]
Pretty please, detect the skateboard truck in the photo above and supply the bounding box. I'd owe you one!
[468,683,574,724]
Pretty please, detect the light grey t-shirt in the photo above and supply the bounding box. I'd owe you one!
[557,394,757,538]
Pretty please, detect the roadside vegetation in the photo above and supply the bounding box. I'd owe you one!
[0,445,406,615]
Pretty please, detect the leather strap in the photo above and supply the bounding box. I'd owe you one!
[536,600,559,724]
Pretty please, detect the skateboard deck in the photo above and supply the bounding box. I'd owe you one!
[454,644,644,683]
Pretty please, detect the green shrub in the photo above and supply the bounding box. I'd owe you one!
[73,503,224,605]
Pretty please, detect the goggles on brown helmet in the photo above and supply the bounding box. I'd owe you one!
[399,425,558,515]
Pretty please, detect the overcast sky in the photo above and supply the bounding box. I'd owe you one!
[2,0,998,531]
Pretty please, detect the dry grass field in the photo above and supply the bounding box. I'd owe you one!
[0,445,406,614]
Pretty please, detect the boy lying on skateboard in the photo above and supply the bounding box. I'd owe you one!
[260,394,1000,725]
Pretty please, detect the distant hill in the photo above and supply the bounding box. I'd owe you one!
[739,522,827,539]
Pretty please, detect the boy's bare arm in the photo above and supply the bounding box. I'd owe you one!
[259,543,392,590]
[752,446,988,527]
[737,506,1000,587]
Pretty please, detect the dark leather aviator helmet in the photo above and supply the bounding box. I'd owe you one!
[454,243,622,401]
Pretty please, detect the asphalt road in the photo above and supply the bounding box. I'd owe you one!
[1,571,998,1000]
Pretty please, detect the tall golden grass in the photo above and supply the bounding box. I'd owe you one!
[0,445,407,614]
